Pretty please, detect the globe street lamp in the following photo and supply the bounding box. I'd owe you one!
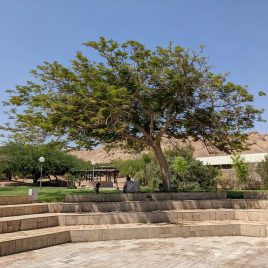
[92,161,96,180]
[39,157,45,190]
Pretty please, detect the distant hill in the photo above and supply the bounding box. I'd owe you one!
[69,132,268,164]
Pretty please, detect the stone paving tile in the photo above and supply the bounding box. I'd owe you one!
[1,237,268,267]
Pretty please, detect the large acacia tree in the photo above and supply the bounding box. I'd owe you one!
[5,38,263,190]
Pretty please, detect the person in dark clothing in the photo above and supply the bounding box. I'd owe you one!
[94,182,101,194]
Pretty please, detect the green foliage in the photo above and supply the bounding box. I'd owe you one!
[257,155,268,189]
[0,142,88,183]
[231,155,249,188]
[111,153,161,188]
[113,146,218,191]
[258,90,267,96]
[176,181,202,192]
[111,158,144,177]
[167,147,218,191]
[171,156,188,177]
[5,38,262,150]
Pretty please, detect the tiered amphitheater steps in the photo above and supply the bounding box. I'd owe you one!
[2,192,268,256]
[2,221,268,256]
[2,208,268,233]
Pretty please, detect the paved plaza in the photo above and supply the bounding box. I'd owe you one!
[1,237,268,268]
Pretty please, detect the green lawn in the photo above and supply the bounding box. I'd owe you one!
[0,186,119,202]
[1,186,267,202]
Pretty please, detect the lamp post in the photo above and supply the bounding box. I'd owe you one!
[39,157,45,190]
[92,161,96,180]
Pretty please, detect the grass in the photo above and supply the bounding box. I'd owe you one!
[2,185,268,202]
[0,186,120,202]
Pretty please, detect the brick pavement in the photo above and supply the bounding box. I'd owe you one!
[0,237,268,268]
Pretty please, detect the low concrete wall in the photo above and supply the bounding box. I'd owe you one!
[0,195,32,205]
[58,210,237,226]
[0,204,49,217]
[0,215,59,234]
[69,223,242,242]
[64,192,227,203]
[243,192,268,199]
[0,231,70,256]
[51,199,268,213]
[1,199,268,219]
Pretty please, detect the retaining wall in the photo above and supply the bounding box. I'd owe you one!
[0,195,32,205]
[243,192,268,199]
[64,192,227,203]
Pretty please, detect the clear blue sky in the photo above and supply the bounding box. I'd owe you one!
[0,0,268,141]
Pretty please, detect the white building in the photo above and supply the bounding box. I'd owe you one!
[196,153,268,168]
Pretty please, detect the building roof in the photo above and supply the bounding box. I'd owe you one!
[196,153,268,166]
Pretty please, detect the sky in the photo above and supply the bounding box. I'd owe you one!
[0,0,268,142]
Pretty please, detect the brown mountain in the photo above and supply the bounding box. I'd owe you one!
[70,132,268,164]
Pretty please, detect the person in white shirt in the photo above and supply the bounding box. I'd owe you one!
[123,176,140,193]
[123,176,133,193]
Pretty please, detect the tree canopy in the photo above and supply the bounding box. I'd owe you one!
[5,37,263,189]
[0,142,88,183]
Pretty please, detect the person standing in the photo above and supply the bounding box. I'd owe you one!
[94,182,101,194]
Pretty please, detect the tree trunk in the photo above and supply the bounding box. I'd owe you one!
[33,173,39,184]
[152,143,171,191]
[55,175,59,185]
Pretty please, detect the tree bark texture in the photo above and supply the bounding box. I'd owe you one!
[153,143,171,191]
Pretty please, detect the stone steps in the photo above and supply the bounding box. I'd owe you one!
[2,221,268,256]
[61,209,268,225]
[0,213,59,234]
[56,199,268,213]
[3,199,268,218]
[2,209,268,234]
[0,226,70,256]
[0,203,49,217]
[3,195,268,257]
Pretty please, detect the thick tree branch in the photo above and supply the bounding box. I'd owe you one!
[134,124,153,143]
[156,100,175,141]
[124,133,150,146]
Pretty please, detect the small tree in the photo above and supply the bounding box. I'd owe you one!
[169,147,218,191]
[231,155,249,189]
[171,156,188,180]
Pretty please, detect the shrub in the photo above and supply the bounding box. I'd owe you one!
[177,181,203,192]
[111,154,161,187]
[112,146,218,191]
[169,147,218,191]
[257,155,268,189]
[231,155,249,189]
